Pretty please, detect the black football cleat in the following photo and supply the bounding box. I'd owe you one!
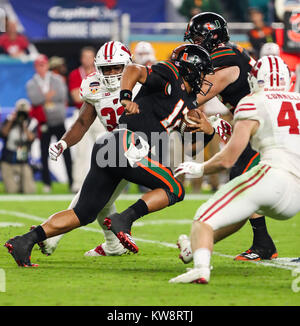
[103,213,139,254]
[234,246,278,261]
[4,236,38,267]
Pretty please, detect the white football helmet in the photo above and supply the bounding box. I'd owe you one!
[248,55,291,93]
[95,41,132,91]
[259,42,280,58]
[133,41,156,65]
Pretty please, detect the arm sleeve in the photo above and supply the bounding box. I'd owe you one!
[190,129,216,146]
[183,129,216,158]
[204,130,216,147]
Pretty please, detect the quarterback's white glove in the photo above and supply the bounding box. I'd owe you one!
[208,114,232,142]
[174,162,204,178]
[49,140,67,161]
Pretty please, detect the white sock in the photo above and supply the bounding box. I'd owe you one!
[103,230,119,245]
[193,248,211,268]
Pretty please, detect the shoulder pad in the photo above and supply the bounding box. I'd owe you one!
[80,73,106,104]
[152,61,180,81]
[210,45,237,69]
[211,47,237,60]
[234,93,259,121]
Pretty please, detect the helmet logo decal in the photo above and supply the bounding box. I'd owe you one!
[205,23,213,30]
[214,20,221,28]
[104,41,114,60]
[204,20,221,30]
[274,56,280,87]
[121,45,132,57]
[249,55,290,92]
[250,61,262,78]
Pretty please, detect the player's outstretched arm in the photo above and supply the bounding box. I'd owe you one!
[49,102,96,161]
[62,102,97,147]
[174,120,258,178]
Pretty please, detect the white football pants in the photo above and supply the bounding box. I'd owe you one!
[194,164,300,230]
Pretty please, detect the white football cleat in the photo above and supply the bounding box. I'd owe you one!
[37,236,61,256]
[84,242,128,257]
[177,234,193,264]
[169,266,211,284]
[30,226,60,256]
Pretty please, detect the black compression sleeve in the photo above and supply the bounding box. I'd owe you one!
[204,129,216,147]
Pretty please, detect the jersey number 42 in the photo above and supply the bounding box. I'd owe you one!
[277,101,300,135]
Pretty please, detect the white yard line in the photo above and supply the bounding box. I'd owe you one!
[0,194,212,201]
[0,222,24,227]
[0,195,75,202]
[0,209,299,271]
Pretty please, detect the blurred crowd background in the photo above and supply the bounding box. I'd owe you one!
[0,0,299,195]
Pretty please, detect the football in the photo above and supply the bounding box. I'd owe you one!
[179,109,202,135]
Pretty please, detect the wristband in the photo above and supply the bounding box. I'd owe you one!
[120,89,133,101]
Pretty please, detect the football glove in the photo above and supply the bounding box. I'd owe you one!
[208,114,232,142]
[49,140,67,161]
[174,162,204,178]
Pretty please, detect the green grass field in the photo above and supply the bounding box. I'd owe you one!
[1,196,300,306]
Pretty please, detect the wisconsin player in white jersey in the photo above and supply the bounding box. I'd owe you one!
[169,55,300,284]
[42,41,140,257]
